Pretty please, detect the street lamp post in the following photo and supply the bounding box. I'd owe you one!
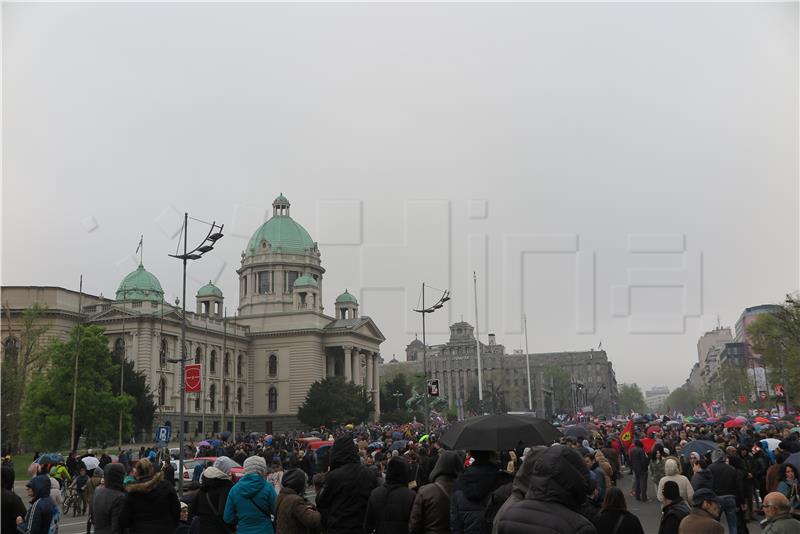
[413,284,450,435]
[168,213,223,496]
[392,391,403,411]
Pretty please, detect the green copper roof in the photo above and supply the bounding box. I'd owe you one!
[196,280,223,298]
[294,273,318,288]
[246,214,316,256]
[274,193,289,204]
[116,264,164,302]
[336,290,358,304]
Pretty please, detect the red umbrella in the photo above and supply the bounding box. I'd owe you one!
[645,425,661,436]
[724,420,744,429]
[641,438,656,454]
[754,417,771,424]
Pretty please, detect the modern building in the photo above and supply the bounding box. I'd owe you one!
[697,327,732,375]
[644,386,670,412]
[734,304,780,394]
[1,194,385,439]
[381,322,619,417]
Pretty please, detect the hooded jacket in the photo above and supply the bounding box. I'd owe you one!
[691,468,714,492]
[189,467,234,534]
[491,447,547,534]
[2,466,27,534]
[658,498,691,534]
[449,457,514,534]
[119,471,181,534]
[316,436,377,534]
[495,445,597,534]
[657,459,694,504]
[19,474,58,534]
[223,471,277,534]
[275,469,321,534]
[364,457,416,534]
[409,451,464,534]
[92,463,127,534]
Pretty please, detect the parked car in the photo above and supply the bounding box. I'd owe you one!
[175,456,244,483]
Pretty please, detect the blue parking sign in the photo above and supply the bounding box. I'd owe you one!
[156,426,171,445]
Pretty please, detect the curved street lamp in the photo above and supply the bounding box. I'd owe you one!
[413,284,450,434]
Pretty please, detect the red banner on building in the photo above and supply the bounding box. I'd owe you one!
[185,364,202,393]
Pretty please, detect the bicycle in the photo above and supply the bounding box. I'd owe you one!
[62,486,84,517]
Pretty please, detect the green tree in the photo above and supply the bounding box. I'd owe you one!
[748,295,800,403]
[1,304,51,453]
[379,372,425,423]
[543,364,571,413]
[110,355,157,443]
[618,383,647,414]
[464,382,481,416]
[298,377,374,428]
[664,384,700,414]
[21,324,135,451]
[719,365,749,410]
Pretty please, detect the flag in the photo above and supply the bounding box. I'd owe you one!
[619,419,634,449]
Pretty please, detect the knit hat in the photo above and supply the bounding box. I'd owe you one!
[663,480,680,501]
[281,468,307,494]
[385,457,410,485]
[243,455,267,477]
[213,456,237,476]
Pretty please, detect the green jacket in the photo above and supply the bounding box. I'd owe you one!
[762,513,800,534]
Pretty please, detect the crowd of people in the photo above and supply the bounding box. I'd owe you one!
[2,414,800,534]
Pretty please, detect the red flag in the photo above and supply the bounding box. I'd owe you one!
[619,419,634,449]
[185,364,202,393]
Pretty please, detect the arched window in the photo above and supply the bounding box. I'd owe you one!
[237,387,243,413]
[158,378,166,406]
[194,395,200,412]
[268,354,277,377]
[268,387,277,412]
[159,339,168,367]
[194,346,203,365]
[209,384,216,413]
[224,352,230,376]
[210,350,217,375]
[2,337,19,362]
[114,338,125,362]
[224,385,230,412]
[237,354,244,378]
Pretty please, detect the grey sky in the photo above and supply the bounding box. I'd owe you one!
[3,2,798,392]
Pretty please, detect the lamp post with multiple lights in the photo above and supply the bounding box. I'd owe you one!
[413,284,450,435]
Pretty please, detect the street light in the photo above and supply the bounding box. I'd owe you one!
[168,213,223,496]
[412,284,450,435]
[392,391,403,411]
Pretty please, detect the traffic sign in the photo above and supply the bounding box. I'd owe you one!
[156,426,171,446]
[427,379,440,397]
[185,364,202,393]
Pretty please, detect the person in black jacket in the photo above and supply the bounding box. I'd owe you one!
[364,457,416,534]
[18,474,59,534]
[119,457,181,534]
[592,487,644,534]
[657,481,690,534]
[317,435,378,534]
[708,449,741,534]
[2,466,27,533]
[188,465,234,534]
[628,441,650,502]
[495,444,596,534]
[450,450,513,534]
[92,463,127,534]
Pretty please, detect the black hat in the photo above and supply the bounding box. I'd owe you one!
[692,488,720,507]
[663,480,680,501]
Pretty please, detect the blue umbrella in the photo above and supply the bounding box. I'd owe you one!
[220,431,231,440]
[368,441,384,449]
[680,440,718,458]
[36,453,64,465]
[390,440,409,451]
[392,431,403,441]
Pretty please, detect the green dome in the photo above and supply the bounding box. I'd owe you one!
[294,274,318,288]
[246,211,316,256]
[196,280,223,298]
[116,264,164,302]
[274,193,289,204]
[336,290,358,304]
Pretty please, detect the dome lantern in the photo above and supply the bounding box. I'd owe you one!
[335,289,359,320]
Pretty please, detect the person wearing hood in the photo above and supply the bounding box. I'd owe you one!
[410,450,464,534]
[495,444,596,534]
[658,458,694,505]
[450,450,513,534]
[223,455,277,534]
[18,474,59,534]
[188,464,234,534]
[2,466,27,533]
[707,448,741,534]
[92,463,127,534]
[274,468,320,534]
[316,436,377,534]
[364,457,416,534]
[491,446,546,534]
[658,481,691,534]
[119,458,181,534]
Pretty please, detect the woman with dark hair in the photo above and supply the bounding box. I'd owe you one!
[591,487,644,534]
[777,463,798,499]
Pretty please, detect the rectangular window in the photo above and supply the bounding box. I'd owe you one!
[286,271,299,293]
[241,275,247,296]
[258,271,271,294]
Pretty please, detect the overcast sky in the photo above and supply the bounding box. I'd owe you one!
[3,2,798,392]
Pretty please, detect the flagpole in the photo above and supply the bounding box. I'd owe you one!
[524,314,532,412]
[473,272,484,409]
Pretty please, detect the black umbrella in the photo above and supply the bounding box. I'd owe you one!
[563,426,590,439]
[680,440,718,458]
[440,414,561,451]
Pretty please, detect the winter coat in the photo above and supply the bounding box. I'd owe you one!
[450,462,513,534]
[592,509,644,534]
[19,475,59,534]
[92,464,127,534]
[593,453,614,488]
[658,460,695,504]
[777,478,797,499]
[364,482,416,534]
[316,437,378,534]
[223,473,277,534]
[491,447,547,534]
[495,445,597,534]
[761,513,800,534]
[691,469,714,492]
[2,466,27,534]
[677,507,724,534]
[658,498,691,534]
[629,446,649,474]
[275,487,321,534]
[410,451,464,534]
[119,471,181,534]
[708,461,740,502]
[188,469,234,534]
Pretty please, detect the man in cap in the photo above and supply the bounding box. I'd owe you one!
[760,492,800,534]
[678,488,723,534]
[659,480,690,534]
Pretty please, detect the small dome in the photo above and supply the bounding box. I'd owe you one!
[196,280,223,298]
[335,290,358,304]
[246,195,316,256]
[294,273,318,288]
[273,193,289,205]
[116,264,164,302]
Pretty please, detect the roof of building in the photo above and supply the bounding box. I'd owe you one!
[294,273,318,288]
[273,193,289,205]
[324,317,369,330]
[246,195,316,256]
[196,280,223,298]
[336,289,358,304]
[116,264,164,302]
[407,337,424,348]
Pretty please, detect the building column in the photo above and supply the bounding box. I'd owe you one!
[343,346,352,382]
[351,348,361,385]
[366,352,374,392]
[372,352,380,420]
